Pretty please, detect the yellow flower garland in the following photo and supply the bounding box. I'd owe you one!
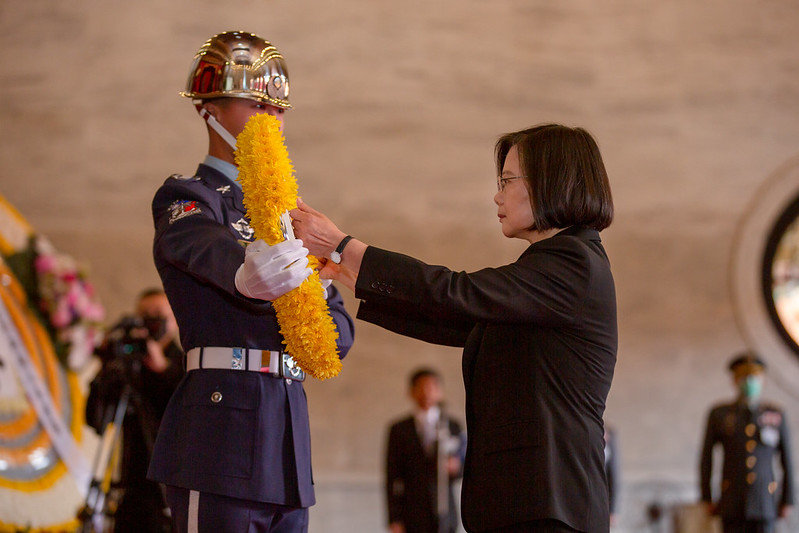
[235,114,341,380]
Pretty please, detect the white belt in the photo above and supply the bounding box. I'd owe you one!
[186,347,305,381]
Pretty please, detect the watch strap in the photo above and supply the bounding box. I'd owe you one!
[330,235,353,264]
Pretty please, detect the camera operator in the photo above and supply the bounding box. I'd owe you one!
[86,288,184,533]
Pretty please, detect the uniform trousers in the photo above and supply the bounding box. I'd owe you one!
[484,519,581,532]
[165,486,308,533]
[722,520,774,533]
[115,481,171,533]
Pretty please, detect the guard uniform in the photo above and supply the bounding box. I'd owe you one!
[147,163,355,522]
[700,357,795,533]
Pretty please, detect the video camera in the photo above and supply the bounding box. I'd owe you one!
[100,315,167,362]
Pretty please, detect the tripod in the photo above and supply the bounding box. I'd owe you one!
[77,360,167,533]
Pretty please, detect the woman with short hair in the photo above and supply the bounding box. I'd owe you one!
[292,124,617,533]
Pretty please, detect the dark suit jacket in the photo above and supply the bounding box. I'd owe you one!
[700,400,795,522]
[386,415,465,533]
[356,226,617,532]
[604,428,620,517]
[147,165,355,508]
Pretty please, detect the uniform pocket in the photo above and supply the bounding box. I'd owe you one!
[179,370,259,479]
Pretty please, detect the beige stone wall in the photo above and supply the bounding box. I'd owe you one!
[3,0,799,530]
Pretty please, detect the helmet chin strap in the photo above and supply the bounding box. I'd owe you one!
[197,106,238,150]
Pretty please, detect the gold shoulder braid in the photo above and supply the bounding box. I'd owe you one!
[235,114,341,380]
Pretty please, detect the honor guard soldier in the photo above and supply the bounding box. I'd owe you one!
[146,31,355,533]
[700,352,795,533]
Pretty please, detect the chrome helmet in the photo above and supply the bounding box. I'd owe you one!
[181,31,291,109]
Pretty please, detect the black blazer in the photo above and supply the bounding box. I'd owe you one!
[386,415,465,533]
[357,227,617,532]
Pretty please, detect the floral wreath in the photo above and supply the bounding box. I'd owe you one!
[0,194,105,530]
[235,114,341,380]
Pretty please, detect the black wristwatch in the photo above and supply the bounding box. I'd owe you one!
[330,235,353,264]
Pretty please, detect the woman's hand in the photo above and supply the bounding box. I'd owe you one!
[316,257,344,282]
[290,199,347,259]
[290,199,367,293]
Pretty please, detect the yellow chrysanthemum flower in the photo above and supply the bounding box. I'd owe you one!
[235,114,341,380]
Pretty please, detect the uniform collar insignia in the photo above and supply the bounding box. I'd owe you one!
[231,218,254,240]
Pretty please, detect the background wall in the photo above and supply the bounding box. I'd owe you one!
[2,0,799,531]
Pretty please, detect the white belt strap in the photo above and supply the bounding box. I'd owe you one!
[186,347,279,372]
[188,490,199,533]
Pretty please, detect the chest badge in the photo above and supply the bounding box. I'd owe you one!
[231,218,254,240]
[168,200,202,224]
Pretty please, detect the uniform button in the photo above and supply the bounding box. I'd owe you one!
[371,281,379,289]
[747,472,757,484]
[746,456,757,469]
[746,440,757,453]
[286,378,292,385]
[211,391,223,403]
[745,423,756,437]
[386,285,394,294]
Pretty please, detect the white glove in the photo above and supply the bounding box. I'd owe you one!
[321,278,333,299]
[235,239,312,301]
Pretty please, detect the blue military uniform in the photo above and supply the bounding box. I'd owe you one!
[147,162,355,511]
[700,400,795,530]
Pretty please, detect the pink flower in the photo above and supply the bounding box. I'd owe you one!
[31,235,106,363]
[51,300,73,329]
[83,302,105,322]
[34,254,57,273]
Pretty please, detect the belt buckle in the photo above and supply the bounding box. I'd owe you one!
[280,353,305,382]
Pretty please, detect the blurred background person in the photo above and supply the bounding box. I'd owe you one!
[699,352,795,533]
[386,367,466,533]
[85,288,184,532]
[603,426,620,529]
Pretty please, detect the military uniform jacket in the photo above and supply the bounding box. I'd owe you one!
[700,400,795,522]
[147,164,355,508]
[356,227,617,533]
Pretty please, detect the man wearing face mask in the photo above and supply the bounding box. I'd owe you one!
[699,352,795,533]
[86,287,185,532]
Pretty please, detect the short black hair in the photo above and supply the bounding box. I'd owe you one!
[728,351,766,373]
[409,367,442,388]
[495,124,614,231]
[137,287,166,301]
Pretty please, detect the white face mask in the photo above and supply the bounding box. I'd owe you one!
[739,375,763,399]
[199,108,238,149]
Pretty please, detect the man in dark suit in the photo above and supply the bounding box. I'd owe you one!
[386,368,466,533]
[604,427,620,528]
[147,31,354,533]
[700,352,795,533]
